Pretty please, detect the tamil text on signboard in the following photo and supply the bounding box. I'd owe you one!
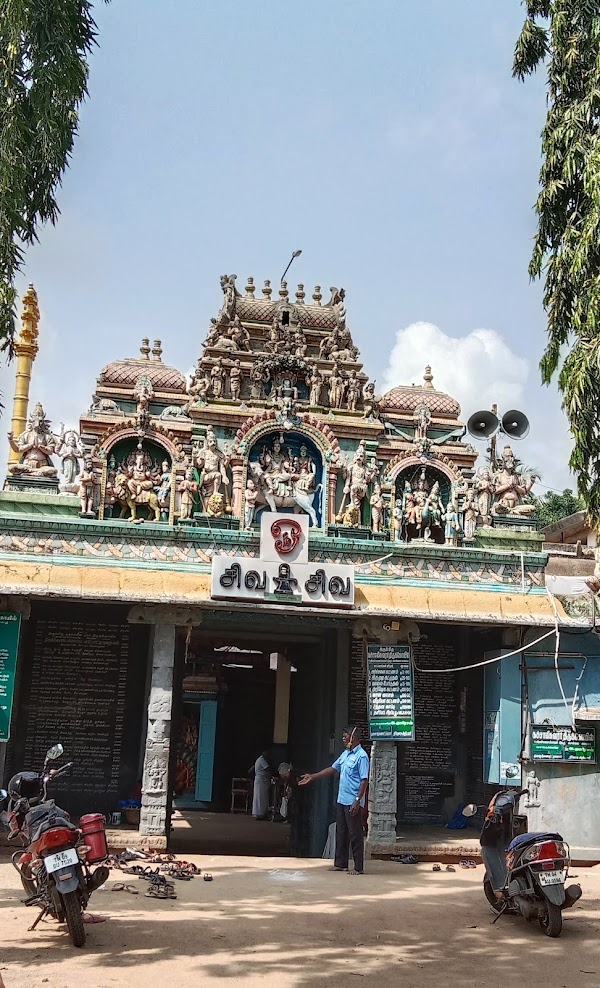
[367,644,414,741]
[531,725,596,763]
[0,611,21,742]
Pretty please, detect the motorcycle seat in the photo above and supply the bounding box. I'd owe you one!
[25,802,76,843]
[507,831,563,853]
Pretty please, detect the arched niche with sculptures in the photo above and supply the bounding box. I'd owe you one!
[99,437,176,524]
[244,429,324,529]
[392,463,458,545]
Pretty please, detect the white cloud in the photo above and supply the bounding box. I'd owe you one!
[382,321,575,493]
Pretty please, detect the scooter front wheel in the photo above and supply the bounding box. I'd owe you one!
[539,901,562,938]
[484,877,502,913]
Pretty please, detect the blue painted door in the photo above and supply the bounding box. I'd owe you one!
[195,700,217,802]
[484,651,522,786]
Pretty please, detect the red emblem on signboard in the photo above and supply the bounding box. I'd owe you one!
[271,519,302,556]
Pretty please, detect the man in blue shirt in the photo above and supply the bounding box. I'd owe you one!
[299,725,370,874]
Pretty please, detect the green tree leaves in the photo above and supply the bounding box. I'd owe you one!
[514,1,600,528]
[0,1,104,351]
[529,487,583,528]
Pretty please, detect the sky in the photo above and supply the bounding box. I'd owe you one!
[0,0,575,492]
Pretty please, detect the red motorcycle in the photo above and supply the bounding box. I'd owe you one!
[0,744,109,947]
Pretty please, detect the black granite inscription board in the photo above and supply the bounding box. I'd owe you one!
[22,610,148,817]
[398,641,458,823]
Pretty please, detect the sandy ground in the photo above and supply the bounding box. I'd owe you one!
[1,854,600,988]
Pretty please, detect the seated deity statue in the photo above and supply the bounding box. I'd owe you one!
[8,403,58,477]
[492,446,537,516]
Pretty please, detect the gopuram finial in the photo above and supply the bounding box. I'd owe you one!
[140,338,151,360]
[245,276,255,297]
[262,279,272,300]
[423,365,434,390]
[312,285,322,306]
[151,339,163,362]
[295,283,305,303]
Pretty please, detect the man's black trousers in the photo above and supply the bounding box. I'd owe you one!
[334,801,364,873]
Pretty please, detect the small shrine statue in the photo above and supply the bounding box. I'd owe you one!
[295,443,316,495]
[414,402,431,441]
[328,361,345,410]
[362,381,380,420]
[189,364,210,402]
[338,440,376,527]
[134,375,153,431]
[229,359,242,401]
[346,370,361,412]
[463,490,477,540]
[194,427,230,512]
[392,501,403,541]
[293,329,307,357]
[56,428,84,489]
[210,358,226,399]
[308,364,322,407]
[250,361,265,399]
[78,458,99,516]
[423,481,444,541]
[230,315,250,351]
[370,483,385,534]
[492,445,537,516]
[8,402,58,477]
[474,465,494,524]
[178,468,198,520]
[243,478,258,529]
[156,460,172,518]
[444,498,462,545]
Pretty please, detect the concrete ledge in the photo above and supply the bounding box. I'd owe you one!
[368,837,481,862]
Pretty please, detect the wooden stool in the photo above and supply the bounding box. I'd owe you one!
[231,777,251,813]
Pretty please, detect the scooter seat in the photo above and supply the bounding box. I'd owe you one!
[507,831,563,853]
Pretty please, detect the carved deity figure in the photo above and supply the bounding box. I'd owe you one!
[492,446,537,516]
[362,381,380,420]
[259,436,293,497]
[293,328,307,357]
[339,440,376,527]
[8,402,58,477]
[423,481,444,540]
[156,460,172,514]
[393,502,403,541]
[57,429,84,488]
[189,364,211,402]
[210,358,226,399]
[474,465,494,523]
[134,375,153,431]
[308,365,322,406]
[463,490,477,540]
[328,361,345,410]
[219,273,238,323]
[178,468,198,520]
[230,315,250,351]
[127,451,154,501]
[414,402,431,440]
[194,427,230,511]
[346,370,361,412]
[295,443,316,494]
[229,359,242,401]
[244,478,258,529]
[444,499,461,545]
[370,483,385,534]
[78,458,99,515]
[250,361,266,399]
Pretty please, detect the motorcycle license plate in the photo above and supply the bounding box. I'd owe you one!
[538,870,565,887]
[44,848,78,873]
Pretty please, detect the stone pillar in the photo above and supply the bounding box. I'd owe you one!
[231,458,244,518]
[366,741,397,854]
[139,624,176,838]
[9,285,40,463]
[327,467,339,524]
[273,653,292,744]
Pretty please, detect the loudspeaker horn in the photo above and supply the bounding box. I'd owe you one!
[501,409,530,440]
[467,410,499,440]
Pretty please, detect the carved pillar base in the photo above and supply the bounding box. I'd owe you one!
[366,741,397,854]
[140,624,176,837]
[231,458,244,519]
[327,467,339,524]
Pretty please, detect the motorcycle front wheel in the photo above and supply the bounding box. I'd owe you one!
[539,901,562,938]
[62,890,86,948]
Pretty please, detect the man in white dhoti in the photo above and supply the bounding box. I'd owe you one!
[251,750,272,819]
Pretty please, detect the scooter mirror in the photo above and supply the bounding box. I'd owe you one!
[45,743,64,762]
[462,803,478,817]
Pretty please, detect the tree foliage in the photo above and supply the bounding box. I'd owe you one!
[529,487,583,528]
[0,1,104,352]
[513,1,600,527]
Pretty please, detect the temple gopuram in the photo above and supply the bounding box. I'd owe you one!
[1,277,599,862]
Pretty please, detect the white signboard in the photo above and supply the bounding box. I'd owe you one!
[259,512,309,564]
[211,556,354,607]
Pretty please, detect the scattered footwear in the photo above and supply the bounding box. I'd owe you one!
[391,854,419,864]
[203,873,213,882]
[459,859,477,869]
[145,885,177,900]
[446,865,456,872]
[112,883,139,894]
[432,863,442,872]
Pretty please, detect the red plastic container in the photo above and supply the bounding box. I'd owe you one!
[79,813,108,863]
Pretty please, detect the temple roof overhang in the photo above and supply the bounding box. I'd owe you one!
[0,557,578,628]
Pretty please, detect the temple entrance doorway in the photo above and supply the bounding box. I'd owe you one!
[170,621,337,857]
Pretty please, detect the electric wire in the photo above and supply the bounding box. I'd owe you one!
[410,628,557,674]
